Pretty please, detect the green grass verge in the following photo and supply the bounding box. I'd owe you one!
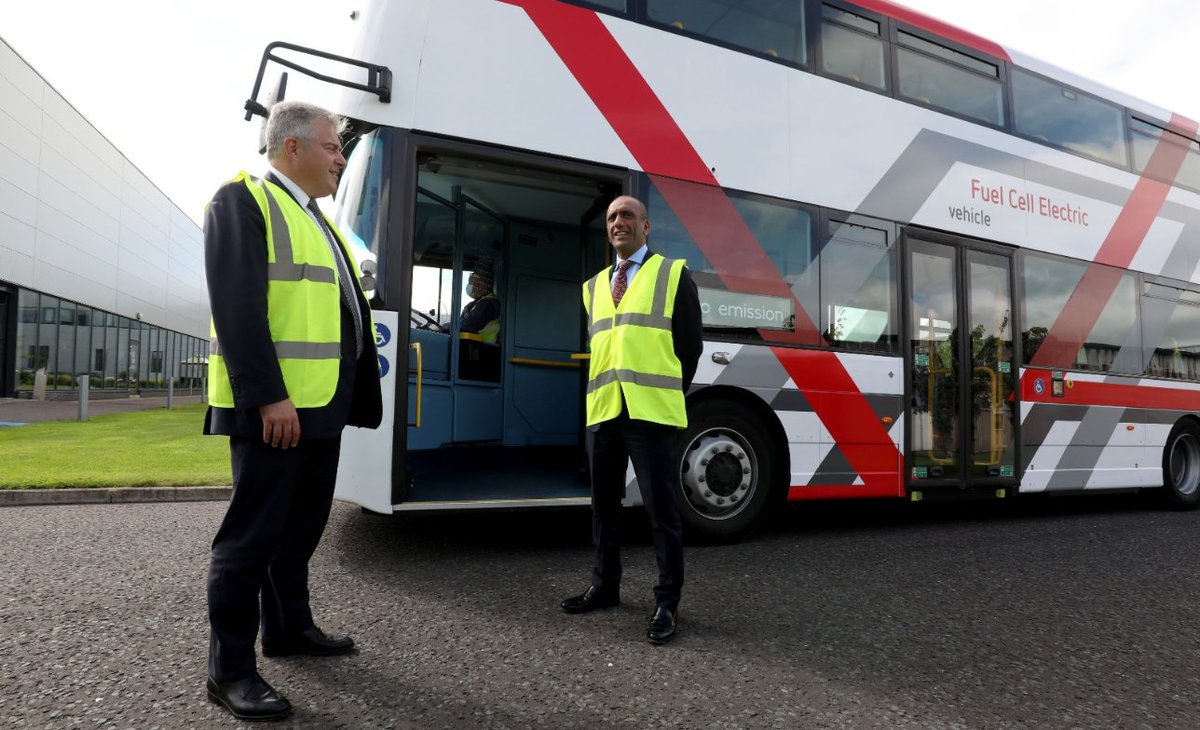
[0,404,231,489]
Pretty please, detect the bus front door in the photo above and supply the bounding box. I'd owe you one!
[400,146,621,504]
[906,236,1018,493]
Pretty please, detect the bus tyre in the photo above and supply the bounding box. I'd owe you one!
[675,400,783,543]
[1162,420,1200,509]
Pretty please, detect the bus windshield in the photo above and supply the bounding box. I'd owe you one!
[334,129,389,297]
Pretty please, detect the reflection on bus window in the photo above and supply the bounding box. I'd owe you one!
[647,0,807,64]
[1012,70,1127,166]
[1131,118,1200,192]
[1021,252,1140,371]
[1142,283,1200,380]
[649,179,817,345]
[577,0,626,11]
[896,31,1003,126]
[821,220,897,352]
[333,129,387,295]
[409,190,456,382]
[820,5,885,89]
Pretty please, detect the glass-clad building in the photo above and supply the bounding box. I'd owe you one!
[1,37,210,397]
[7,288,207,395]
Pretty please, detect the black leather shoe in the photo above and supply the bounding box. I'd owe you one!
[560,585,620,614]
[207,673,292,721]
[262,626,355,657]
[647,606,677,645]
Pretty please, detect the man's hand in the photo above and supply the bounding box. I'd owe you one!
[259,399,300,448]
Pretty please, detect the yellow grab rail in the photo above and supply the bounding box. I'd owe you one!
[509,357,579,369]
[408,342,422,428]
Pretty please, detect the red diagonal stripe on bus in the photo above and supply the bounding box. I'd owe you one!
[501,0,901,494]
[1029,114,1199,367]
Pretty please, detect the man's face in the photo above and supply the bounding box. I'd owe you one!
[467,274,491,299]
[606,196,649,259]
[285,118,346,199]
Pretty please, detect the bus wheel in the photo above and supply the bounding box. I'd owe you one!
[675,400,782,542]
[1161,420,1200,509]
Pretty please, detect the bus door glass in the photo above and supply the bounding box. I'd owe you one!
[408,189,456,450]
[907,237,1016,488]
[452,197,505,443]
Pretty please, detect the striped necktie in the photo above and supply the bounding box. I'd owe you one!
[612,259,632,306]
[308,199,364,358]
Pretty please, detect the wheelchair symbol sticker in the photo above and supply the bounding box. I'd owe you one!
[375,323,392,348]
[378,355,389,378]
[1033,378,1045,395]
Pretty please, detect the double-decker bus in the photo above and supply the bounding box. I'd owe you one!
[246,0,1200,541]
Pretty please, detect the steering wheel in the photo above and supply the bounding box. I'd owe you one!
[411,308,447,333]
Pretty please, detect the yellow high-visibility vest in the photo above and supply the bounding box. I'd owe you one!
[583,255,687,427]
[208,172,369,408]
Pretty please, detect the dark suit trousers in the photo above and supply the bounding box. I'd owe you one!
[589,415,684,611]
[207,436,341,681]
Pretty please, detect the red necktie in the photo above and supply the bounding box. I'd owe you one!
[612,259,632,306]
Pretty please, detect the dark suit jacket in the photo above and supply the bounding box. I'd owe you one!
[661,254,703,393]
[203,173,383,439]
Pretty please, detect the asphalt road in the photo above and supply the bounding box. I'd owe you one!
[2,494,1199,729]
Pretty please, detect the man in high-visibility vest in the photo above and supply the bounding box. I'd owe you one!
[561,195,702,645]
[202,101,382,721]
[459,269,501,344]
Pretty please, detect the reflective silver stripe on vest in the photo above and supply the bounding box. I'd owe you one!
[614,312,671,329]
[586,368,683,394]
[586,276,598,314]
[210,338,338,360]
[254,176,336,284]
[589,316,612,337]
[274,341,341,359]
[267,262,336,284]
[649,257,676,319]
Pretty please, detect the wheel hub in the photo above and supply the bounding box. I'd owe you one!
[680,430,755,518]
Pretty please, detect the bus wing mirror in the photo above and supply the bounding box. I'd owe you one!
[243,41,392,124]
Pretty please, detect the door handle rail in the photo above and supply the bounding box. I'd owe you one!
[408,342,422,428]
[509,357,580,369]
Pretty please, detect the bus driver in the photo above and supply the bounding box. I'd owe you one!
[459,270,500,343]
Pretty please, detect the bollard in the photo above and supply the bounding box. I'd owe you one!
[78,374,89,421]
[33,368,47,400]
[167,378,174,410]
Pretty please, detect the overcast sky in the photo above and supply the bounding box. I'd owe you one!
[3,0,1198,226]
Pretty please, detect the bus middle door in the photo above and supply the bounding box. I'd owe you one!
[906,235,1018,494]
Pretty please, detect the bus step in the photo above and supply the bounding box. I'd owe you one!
[909,487,1009,502]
